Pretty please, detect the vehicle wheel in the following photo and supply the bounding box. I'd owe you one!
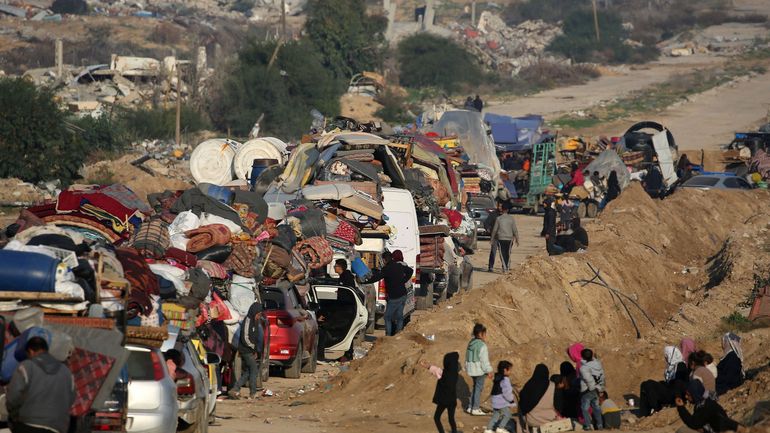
[577,201,587,219]
[586,201,598,218]
[284,342,302,379]
[301,340,317,374]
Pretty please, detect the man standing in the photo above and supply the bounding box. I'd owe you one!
[484,204,502,272]
[367,250,413,336]
[229,302,265,399]
[490,206,518,272]
[6,337,74,433]
[473,95,484,112]
[542,197,565,256]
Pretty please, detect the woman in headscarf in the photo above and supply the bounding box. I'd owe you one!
[555,361,581,420]
[520,364,559,427]
[675,380,739,433]
[432,352,460,433]
[568,343,584,368]
[679,337,697,366]
[716,332,744,395]
[600,171,621,210]
[638,346,689,417]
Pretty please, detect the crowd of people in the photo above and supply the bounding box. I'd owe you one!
[420,325,748,433]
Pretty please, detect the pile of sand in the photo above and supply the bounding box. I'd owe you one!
[299,183,770,430]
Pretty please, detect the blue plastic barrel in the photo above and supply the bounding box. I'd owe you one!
[198,183,234,205]
[249,159,279,189]
[0,250,58,293]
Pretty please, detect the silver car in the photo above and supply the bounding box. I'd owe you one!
[680,174,753,190]
[126,345,178,433]
[177,341,215,433]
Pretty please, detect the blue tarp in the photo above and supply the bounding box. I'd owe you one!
[483,114,545,152]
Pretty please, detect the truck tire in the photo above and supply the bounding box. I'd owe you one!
[586,201,599,218]
[577,201,587,219]
[284,342,302,379]
[301,341,317,374]
[437,286,447,304]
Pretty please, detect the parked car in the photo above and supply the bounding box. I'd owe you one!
[126,344,178,433]
[680,174,753,190]
[262,284,319,378]
[326,250,377,335]
[467,195,496,237]
[306,282,368,360]
[176,340,215,433]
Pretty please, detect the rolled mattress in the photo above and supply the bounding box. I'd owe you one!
[190,138,241,185]
[233,138,287,180]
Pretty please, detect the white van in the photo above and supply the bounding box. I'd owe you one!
[378,187,418,324]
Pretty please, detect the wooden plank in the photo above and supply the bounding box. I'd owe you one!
[0,291,82,301]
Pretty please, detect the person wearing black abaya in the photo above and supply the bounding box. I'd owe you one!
[433,352,460,433]
[520,364,559,427]
[557,361,581,420]
[601,171,620,210]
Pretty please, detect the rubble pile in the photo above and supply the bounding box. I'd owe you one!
[22,54,208,115]
[455,12,565,75]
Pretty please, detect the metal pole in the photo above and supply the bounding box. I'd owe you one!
[175,63,181,147]
[471,1,476,27]
[592,0,601,42]
[55,39,63,80]
[280,0,286,40]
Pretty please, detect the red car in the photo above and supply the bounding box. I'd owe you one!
[262,284,318,378]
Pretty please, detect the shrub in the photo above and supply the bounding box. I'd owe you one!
[305,0,387,79]
[503,0,585,25]
[230,0,255,14]
[69,113,128,154]
[117,105,210,142]
[206,39,342,138]
[51,0,87,15]
[547,9,659,64]
[397,34,482,92]
[149,22,182,45]
[0,78,88,184]
[375,90,414,124]
[518,61,600,89]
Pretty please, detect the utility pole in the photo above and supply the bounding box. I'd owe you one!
[591,0,601,42]
[175,62,181,147]
[280,0,286,40]
[471,1,476,27]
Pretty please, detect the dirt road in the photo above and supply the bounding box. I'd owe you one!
[211,215,545,433]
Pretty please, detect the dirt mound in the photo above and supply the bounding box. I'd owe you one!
[81,154,191,203]
[301,183,770,429]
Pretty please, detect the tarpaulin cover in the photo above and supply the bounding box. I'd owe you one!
[429,110,501,177]
[42,323,128,412]
[483,114,544,151]
[585,150,631,190]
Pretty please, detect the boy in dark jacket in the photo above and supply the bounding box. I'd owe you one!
[676,380,739,433]
[229,302,264,399]
[6,337,74,433]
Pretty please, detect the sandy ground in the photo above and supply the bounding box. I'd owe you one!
[211,216,545,433]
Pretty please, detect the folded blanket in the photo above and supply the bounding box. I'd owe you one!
[223,242,258,277]
[293,236,333,270]
[185,224,232,253]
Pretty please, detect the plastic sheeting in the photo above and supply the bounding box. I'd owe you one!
[652,130,679,187]
[483,114,544,151]
[429,110,501,176]
[585,150,631,190]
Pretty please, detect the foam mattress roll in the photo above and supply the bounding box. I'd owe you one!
[190,138,241,185]
[0,250,58,293]
[233,138,286,180]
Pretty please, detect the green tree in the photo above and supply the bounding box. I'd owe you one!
[0,78,90,184]
[547,9,658,64]
[304,0,387,79]
[207,40,341,138]
[397,34,481,92]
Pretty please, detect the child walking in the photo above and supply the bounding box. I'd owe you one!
[425,352,461,433]
[485,361,516,433]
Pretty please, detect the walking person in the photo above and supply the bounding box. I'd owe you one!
[490,206,518,272]
[424,352,461,433]
[579,348,605,430]
[485,361,516,433]
[366,250,413,336]
[473,95,484,112]
[466,323,493,415]
[228,302,265,399]
[484,204,502,272]
[6,337,75,433]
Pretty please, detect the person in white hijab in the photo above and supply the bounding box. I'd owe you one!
[664,345,685,383]
[716,332,744,395]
